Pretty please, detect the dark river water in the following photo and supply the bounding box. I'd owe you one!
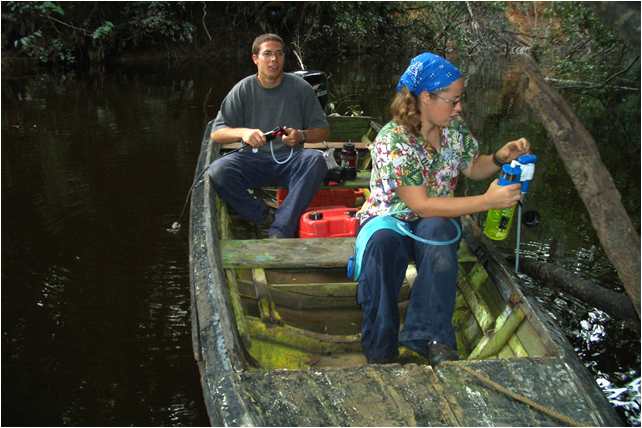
[2,54,640,426]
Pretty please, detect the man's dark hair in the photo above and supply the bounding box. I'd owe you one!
[252,33,284,55]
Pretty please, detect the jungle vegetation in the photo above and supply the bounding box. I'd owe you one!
[2,2,639,80]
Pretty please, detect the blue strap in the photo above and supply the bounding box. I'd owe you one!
[347,216,461,281]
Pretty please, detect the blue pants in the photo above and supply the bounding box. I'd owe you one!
[208,147,327,238]
[357,217,460,362]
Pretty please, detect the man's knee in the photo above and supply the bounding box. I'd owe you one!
[302,150,328,175]
[208,158,235,189]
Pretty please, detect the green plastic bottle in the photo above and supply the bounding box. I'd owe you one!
[483,164,521,241]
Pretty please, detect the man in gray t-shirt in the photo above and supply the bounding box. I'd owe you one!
[208,33,329,238]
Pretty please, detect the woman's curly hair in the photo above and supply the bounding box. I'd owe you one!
[390,87,421,136]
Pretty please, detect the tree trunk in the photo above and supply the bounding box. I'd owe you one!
[518,259,638,324]
[516,55,640,318]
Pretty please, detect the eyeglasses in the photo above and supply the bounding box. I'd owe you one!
[259,50,284,59]
[431,92,464,108]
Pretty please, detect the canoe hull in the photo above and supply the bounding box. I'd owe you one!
[190,120,622,426]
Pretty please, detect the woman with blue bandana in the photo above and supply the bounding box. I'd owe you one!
[355,52,531,365]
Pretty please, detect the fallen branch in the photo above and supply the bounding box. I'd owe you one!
[544,77,640,92]
[45,14,91,35]
[599,55,640,88]
[518,258,639,324]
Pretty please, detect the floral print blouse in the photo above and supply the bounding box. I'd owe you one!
[357,118,479,223]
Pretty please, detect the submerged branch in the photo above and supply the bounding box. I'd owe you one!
[518,258,639,325]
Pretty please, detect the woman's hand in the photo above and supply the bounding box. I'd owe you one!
[484,179,522,209]
[495,137,530,164]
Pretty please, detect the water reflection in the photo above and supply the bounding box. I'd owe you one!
[2,70,211,425]
[520,272,640,426]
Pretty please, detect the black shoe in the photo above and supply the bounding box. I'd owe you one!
[428,342,459,367]
[260,208,276,228]
[400,340,430,361]
[268,232,286,239]
[366,355,398,365]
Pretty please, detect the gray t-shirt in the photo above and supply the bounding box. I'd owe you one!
[212,73,329,153]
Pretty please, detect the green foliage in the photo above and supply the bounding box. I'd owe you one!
[120,2,195,47]
[92,21,114,41]
[546,2,620,84]
[38,1,64,16]
[13,30,76,65]
[7,1,63,16]
[2,1,195,67]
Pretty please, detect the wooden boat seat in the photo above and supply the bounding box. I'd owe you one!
[221,237,356,269]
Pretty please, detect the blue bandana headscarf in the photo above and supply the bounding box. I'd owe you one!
[396,52,462,96]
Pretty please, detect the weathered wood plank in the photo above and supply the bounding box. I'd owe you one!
[222,238,356,269]
[498,344,516,358]
[238,358,621,426]
[515,320,550,357]
[437,359,619,426]
[508,335,529,358]
[236,279,412,310]
[240,364,453,426]
[222,141,371,150]
[224,270,251,348]
[252,268,283,324]
[237,279,362,310]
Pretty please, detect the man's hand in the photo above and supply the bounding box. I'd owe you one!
[495,137,530,164]
[242,129,267,148]
[282,128,304,147]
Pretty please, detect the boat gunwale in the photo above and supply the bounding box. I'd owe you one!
[189,120,261,426]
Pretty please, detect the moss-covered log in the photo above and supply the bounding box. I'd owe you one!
[519,258,639,324]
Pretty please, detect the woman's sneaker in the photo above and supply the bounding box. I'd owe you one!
[428,342,459,367]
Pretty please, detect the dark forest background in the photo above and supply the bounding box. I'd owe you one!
[3,2,640,159]
[2,2,640,81]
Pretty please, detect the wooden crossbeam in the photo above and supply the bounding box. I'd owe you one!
[221,141,371,150]
[221,238,356,269]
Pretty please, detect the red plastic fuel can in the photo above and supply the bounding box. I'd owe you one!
[298,206,360,238]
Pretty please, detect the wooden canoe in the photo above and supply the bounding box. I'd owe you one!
[189,118,622,426]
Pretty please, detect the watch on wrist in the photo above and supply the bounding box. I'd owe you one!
[300,129,307,144]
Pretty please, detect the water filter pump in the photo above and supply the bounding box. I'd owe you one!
[483,154,537,241]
